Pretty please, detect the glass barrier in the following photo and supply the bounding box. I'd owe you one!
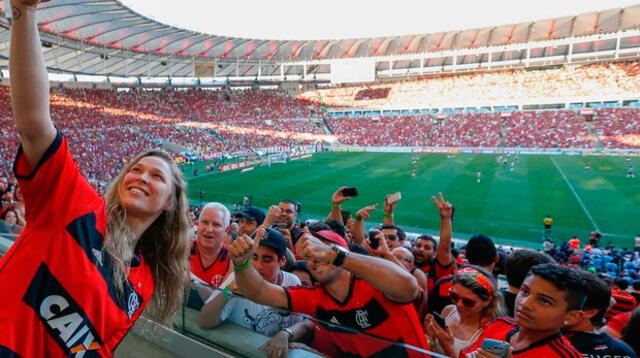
[0,218,22,241]
[177,280,444,358]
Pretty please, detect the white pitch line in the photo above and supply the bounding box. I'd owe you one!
[550,157,600,231]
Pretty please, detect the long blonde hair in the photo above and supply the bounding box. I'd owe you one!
[103,149,190,324]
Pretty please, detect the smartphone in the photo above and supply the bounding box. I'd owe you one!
[342,187,358,197]
[432,312,446,329]
[481,339,510,358]
[387,192,402,204]
[368,230,380,249]
[273,222,289,229]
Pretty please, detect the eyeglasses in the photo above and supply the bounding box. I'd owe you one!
[448,288,480,307]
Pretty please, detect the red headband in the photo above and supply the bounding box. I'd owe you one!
[457,267,494,298]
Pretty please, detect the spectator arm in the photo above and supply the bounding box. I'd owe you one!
[10,3,56,167]
[342,253,419,303]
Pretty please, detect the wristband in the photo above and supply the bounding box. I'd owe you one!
[282,328,294,341]
[222,288,232,299]
[383,213,393,219]
[234,259,251,271]
[331,202,340,209]
[355,215,362,222]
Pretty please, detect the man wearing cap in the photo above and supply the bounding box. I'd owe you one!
[190,202,233,287]
[198,228,302,337]
[235,206,266,236]
[229,228,429,357]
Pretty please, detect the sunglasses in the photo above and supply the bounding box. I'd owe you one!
[386,234,398,241]
[448,288,480,307]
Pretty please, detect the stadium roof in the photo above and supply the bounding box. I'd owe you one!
[11,0,640,61]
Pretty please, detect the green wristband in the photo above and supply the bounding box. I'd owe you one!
[234,259,251,271]
[222,288,232,299]
[331,202,340,209]
[355,215,362,222]
[383,213,393,219]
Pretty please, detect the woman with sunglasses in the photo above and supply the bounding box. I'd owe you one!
[424,266,504,357]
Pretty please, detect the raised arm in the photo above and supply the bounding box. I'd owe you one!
[228,229,289,309]
[351,203,377,245]
[382,193,399,225]
[432,193,453,266]
[10,0,56,167]
[326,187,350,225]
[296,234,419,303]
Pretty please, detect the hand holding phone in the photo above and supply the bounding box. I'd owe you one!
[341,187,358,197]
[368,230,381,249]
[432,312,446,329]
[386,192,402,205]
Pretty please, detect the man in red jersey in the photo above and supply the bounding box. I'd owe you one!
[229,228,429,357]
[410,192,454,294]
[190,202,232,287]
[459,264,585,358]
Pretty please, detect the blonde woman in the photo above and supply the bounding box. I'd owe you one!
[424,266,504,357]
[0,0,190,356]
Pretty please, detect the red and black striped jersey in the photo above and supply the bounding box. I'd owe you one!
[285,275,429,358]
[459,317,582,358]
[605,288,637,320]
[417,257,454,294]
[0,133,154,357]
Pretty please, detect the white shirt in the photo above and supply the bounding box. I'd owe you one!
[221,271,302,336]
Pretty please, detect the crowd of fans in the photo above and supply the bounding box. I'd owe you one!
[301,61,640,109]
[1,74,638,183]
[327,108,640,148]
[4,3,640,356]
[183,190,640,357]
[0,86,326,182]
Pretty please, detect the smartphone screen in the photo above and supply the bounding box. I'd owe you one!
[342,187,358,197]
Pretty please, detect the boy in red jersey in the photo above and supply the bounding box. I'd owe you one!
[0,0,191,356]
[460,264,585,358]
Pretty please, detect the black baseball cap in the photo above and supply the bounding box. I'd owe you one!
[255,228,287,257]
[236,206,265,225]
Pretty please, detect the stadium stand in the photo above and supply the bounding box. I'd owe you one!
[301,62,640,109]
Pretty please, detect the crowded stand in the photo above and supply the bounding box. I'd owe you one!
[327,108,640,148]
[0,86,326,182]
[3,0,640,357]
[1,18,640,356]
[301,61,640,109]
[183,189,640,358]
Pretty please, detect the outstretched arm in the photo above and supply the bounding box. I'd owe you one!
[10,0,56,168]
[351,203,377,245]
[432,193,453,266]
[327,187,351,225]
[296,234,419,303]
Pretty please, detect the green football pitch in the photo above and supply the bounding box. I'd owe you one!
[185,152,640,249]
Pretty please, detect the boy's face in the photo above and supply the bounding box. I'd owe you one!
[515,275,583,332]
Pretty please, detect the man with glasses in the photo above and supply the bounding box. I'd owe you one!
[380,224,406,249]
